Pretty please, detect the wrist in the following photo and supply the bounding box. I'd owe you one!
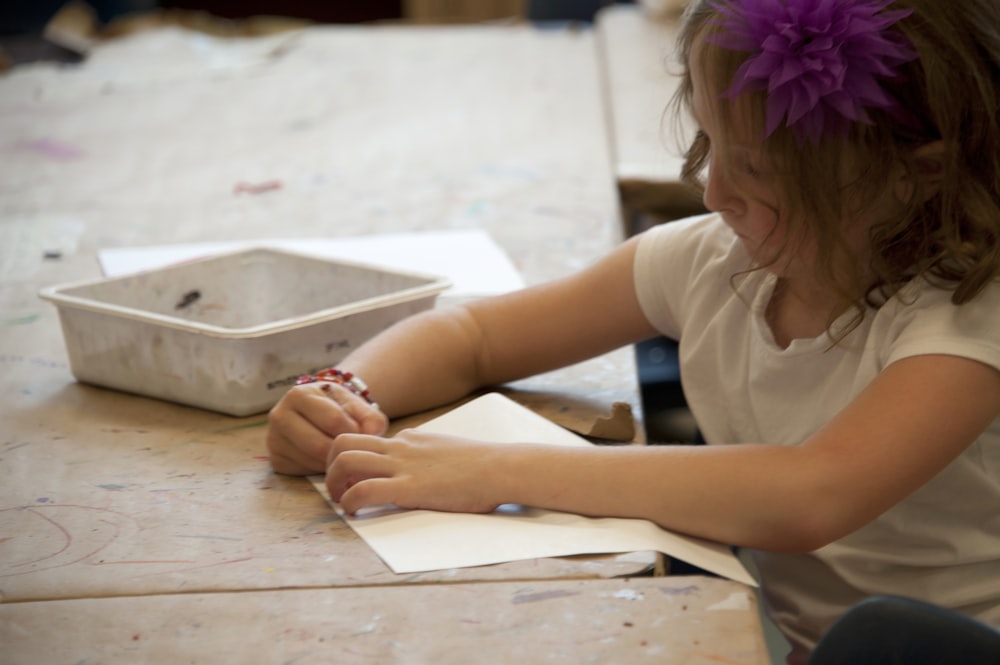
[295,367,377,408]
[487,442,544,507]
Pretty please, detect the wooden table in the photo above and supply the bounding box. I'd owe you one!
[596,3,706,227]
[2,576,766,664]
[0,19,766,663]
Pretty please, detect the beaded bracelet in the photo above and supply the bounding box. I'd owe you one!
[295,368,377,406]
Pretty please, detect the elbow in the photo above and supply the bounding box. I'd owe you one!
[761,522,840,554]
[752,456,879,553]
[751,497,868,554]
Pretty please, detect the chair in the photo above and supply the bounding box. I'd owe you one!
[808,595,1000,665]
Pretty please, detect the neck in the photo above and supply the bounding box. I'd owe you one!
[765,277,851,348]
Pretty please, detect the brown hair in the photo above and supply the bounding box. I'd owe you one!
[671,0,1000,329]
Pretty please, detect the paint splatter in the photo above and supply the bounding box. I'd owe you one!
[512,589,580,604]
[174,289,201,309]
[19,138,85,161]
[3,315,40,326]
[350,621,378,636]
[707,592,752,611]
[613,588,645,601]
[234,179,282,195]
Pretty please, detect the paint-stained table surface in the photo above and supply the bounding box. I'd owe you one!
[0,17,766,665]
[3,576,767,664]
[0,20,650,602]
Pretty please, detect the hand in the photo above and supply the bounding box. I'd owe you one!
[326,429,504,515]
[266,382,388,476]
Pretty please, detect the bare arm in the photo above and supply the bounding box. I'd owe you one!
[329,353,1000,552]
[267,236,658,475]
[339,235,655,417]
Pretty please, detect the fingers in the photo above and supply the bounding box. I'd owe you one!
[338,477,400,515]
[266,398,330,475]
[315,382,388,436]
[330,445,440,515]
[325,434,393,499]
[324,431,502,515]
[325,433,438,512]
[266,383,386,476]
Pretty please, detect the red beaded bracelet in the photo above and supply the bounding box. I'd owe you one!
[295,368,377,406]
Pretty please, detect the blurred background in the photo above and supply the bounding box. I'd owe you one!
[0,0,651,68]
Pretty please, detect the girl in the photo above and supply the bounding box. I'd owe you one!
[266,0,1000,660]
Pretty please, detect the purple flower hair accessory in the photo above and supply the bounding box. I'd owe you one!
[708,0,917,144]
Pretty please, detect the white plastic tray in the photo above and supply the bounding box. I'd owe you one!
[40,247,450,416]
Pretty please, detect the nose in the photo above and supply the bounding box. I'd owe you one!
[702,155,742,215]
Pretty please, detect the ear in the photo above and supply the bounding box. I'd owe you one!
[894,140,946,204]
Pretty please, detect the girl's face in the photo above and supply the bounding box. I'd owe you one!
[688,47,799,274]
[688,42,895,290]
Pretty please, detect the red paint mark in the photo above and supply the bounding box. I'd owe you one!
[697,654,748,664]
[93,560,197,565]
[252,456,270,462]
[234,180,282,195]
[132,633,141,641]
[127,556,254,580]
[512,589,580,604]
[19,138,85,160]
[0,504,139,578]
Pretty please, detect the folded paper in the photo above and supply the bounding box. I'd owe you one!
[310,392,756,586]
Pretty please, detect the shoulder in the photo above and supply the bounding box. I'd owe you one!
[637,212,736,257]
[873,278,1000,372]
[632,213,749,337]
[634,213,745,285]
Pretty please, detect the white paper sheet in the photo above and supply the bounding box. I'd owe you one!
[310,393,756,586]
[98,229,525,298]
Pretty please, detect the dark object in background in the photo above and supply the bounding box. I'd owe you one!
[528,0,626,21]
[1,0,158,34]
[157,1,402,23]
[1,0,158,66]
[154,0,635,25]
[808,595,1000,665]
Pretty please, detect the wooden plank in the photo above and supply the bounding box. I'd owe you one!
[596,4,705,219]
[1,576,768,664]
[597,3,688,184]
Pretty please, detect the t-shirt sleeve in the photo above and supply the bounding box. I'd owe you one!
[633,212,740,341]
[881,280,1000,373]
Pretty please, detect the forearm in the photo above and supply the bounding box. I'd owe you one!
[337,238,654,418]
[490,442,838,552]
[328,356,1000,554]
[336,304,490,418]
[337,276,653,420]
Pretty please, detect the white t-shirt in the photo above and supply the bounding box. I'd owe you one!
[633,213,1000,656]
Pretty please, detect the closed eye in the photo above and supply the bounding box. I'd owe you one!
[741,157,762,178]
